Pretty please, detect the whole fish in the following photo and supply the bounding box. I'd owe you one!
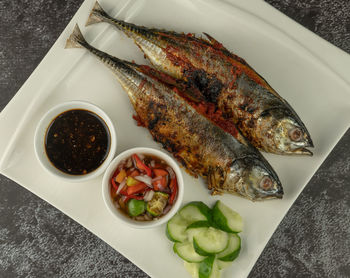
[86,1,314,156]
[65,24,283,201]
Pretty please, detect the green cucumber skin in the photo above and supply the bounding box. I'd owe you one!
[182,202,212,222]
[212,201,237,233]
[172,243,178,254]
[166,223,181,243]
[166,213,188,243]
[199,256,215,278]
[166,201,243,275]
[218,247,240,262]
[217,235,241,262]
[193,237,215,256]
[173,242,207,263]
[186,221,211,230]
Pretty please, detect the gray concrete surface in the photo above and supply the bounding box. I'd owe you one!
[0,0,349,277]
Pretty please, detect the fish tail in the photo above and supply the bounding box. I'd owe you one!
[86,1,108,26]
[86,1,156,41]
[65,23,144,95]
[65,23,127,70]
[65,24,87,49]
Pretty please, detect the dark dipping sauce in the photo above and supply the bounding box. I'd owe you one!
[45,109,110,175]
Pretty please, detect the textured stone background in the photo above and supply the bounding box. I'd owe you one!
[0,0,349,277]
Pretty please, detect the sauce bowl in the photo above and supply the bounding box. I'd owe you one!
[34,100,117,182]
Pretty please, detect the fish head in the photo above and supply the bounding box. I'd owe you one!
[221,157,283,201]
[258,108,313,155]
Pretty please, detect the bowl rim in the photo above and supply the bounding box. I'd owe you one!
[102,147,184,229]
[34,100,117,182]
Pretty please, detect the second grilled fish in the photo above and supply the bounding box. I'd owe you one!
[86,1,314,156]
[65,24,283,201]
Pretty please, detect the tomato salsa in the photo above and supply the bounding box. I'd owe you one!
[110,153,178,221]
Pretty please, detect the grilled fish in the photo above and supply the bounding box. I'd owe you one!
[65,24,283,201]
[86,1,313,156]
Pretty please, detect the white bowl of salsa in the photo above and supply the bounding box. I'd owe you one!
[102,147,184,229]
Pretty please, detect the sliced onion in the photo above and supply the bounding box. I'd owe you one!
[134,175,152,186]
[126,157,132,168]
[116,180,126,195]
[144,190,155,202]
[117,159,126,170]
[150,160,155,168]
[137,153,145,160]
[152,176,163,182]
[162,205,172,215]
[165,174,169,187]
[121,195,127,202]
[135,215,147,221]
[131,155,137,168]
[166,166,176,179]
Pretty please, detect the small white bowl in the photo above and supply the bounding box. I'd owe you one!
[34,101,117,182]
[102,147,184,229]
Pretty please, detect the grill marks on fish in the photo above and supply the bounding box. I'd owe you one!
[135,64,241,141]
[146,101,167,131]
[138,84,233,180]
[183,69,223,103]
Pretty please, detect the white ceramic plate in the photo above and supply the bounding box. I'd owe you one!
[0,0,350,277]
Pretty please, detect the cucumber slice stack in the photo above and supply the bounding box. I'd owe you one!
[166,201,243,278]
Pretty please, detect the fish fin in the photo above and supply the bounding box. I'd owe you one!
[65,24,86,49]
[207,166,226,193]
[134,65,204,103]
[207,166,216,191]
[211,190,223,196]
[203,32,224,49]
[86,1,106,26]
[179,87,205,103]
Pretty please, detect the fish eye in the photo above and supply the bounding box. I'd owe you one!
[288,127,303,142]
[259,176,273,190]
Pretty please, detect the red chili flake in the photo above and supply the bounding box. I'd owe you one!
[132,114,146,127]
[138,79,147,90]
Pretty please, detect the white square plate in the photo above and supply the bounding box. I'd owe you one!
[1,0,350,277]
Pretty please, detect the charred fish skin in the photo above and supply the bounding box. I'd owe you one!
[86,1,313,156]
[65,24,283,201]
[219,74,314,156]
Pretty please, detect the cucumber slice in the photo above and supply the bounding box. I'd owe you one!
[217,234,241,262]
[199,256,220,278]
[166,213,188,243]
[212,201,243,233]
[184,262,199,278]
[187,227,208,243]
[179,202,212,223]
[216,259,232,270]
[186,221,211,230]
[193,227,229,256]
[174,242,207,263]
